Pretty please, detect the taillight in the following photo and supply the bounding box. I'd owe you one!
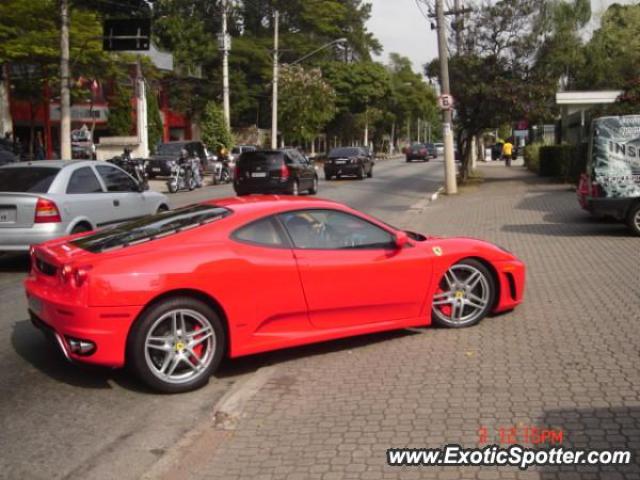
[591,181,604,198]
[34,198,61,223]
[60,264,92,287]
[280,163,290,179]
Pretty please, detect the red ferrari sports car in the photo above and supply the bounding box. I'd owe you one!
[25,196,525,392]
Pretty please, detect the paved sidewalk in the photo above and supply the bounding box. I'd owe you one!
[148,162,640,480]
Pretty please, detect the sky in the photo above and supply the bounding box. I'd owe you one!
[368,0,636,73]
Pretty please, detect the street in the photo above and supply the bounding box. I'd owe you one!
[0,156,443,480]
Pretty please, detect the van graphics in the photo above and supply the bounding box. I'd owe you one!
[592,115,640,198]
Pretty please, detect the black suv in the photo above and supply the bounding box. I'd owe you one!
[146,141,212,177]
[324,147,374,180]
[233,149,318,196]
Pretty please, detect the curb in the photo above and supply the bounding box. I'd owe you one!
[141,366,278,480]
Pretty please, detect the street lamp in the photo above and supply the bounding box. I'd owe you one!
[271,33,348,148]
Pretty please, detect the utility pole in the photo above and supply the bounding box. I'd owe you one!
[271,9,279,149]
[436,0,457,194]
[454,0,463,54]
[221,0,231,130]
[59,0,71,160]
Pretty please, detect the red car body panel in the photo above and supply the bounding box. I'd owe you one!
[24,195,525,368]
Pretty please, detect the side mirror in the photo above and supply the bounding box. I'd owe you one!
[395,230,409,249]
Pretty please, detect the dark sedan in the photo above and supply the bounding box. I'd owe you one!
[146,141,212,177]
[324,147,374,180]
[406,143,436,162]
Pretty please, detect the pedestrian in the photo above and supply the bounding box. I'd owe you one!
[502,139,513,167]
[35,132,45,160]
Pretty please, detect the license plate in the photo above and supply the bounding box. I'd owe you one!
[152,168,161,172]
[0,208,16,223]
[335,160,347,164]
[251,172,267,178]
[28,295,42,315]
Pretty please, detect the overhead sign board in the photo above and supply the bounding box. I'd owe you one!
[103,19,151,52]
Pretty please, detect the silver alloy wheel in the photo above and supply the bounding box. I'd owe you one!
[292,180,299,195]
[144,309,216,385]
[312,177,318,192]
[432,264,490,326]
[634,209,640,232]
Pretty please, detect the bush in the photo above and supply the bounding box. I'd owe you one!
[523,143,542,173]
[538,144,588,184]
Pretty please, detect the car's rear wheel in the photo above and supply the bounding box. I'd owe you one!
[309,176,318,194]
[626,203,640,236]
[367,165,373,178]
[291,179,300,195]
[128,297,225,393]
[431,259,495,328]
[71,223,92,234]
[357,165,365,180]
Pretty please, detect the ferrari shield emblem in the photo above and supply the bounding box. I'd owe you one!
[432,246,443,256]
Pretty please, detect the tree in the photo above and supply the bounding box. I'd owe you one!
[575,3,640,90]
[201,101,234,152]
[278,65,336,145]
[146,85,163,153]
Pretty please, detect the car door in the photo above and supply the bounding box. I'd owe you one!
[62,165,113,228]
[95,164,148,225]
[229,216,311,351]
[279,209,431,329]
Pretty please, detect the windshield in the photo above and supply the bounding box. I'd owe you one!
[156,143,186,156]
[71,204,231,253]
[329,148,360,158]
[0,167,60,193]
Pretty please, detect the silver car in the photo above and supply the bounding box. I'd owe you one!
[0,160,170,252]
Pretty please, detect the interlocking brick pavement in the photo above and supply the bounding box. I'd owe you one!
[163,162,640,479]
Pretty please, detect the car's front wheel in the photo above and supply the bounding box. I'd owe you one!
[431,259,495,328]
[309,176,318,194]
[128,297,225,393]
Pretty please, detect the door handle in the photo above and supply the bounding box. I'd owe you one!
[113,199,120,207]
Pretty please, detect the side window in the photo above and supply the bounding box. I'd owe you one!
[233,218,286,247]
[66,167,103,194]
[280,209,394,250]
[95,165,138,192]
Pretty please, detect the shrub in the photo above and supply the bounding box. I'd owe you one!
[538,144,588,184]
[523,143,542,173]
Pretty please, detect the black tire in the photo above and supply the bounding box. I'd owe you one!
[357,165,365,180]
[127,297,225,393]
[406,158,411,163]
[324,170,332,181]
[156,204,169,214]
[626,203,640,236]
[309,176,319,194]
[71,223,92,234]
[431,259,496,328]
[367,165,373,178]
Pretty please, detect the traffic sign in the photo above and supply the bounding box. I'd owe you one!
[438,94,454,110]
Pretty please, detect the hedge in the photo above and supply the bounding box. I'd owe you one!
[538,144,588,184]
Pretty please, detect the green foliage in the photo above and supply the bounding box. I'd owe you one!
[278,65,336,144]
[201,101,234,151]
[146,86,163,153]
[523,142,542,173]
[108,83,133,136]
[576,3,640,90]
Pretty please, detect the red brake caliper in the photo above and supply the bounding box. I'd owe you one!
[191,324,204,359]
[435,284,452,316]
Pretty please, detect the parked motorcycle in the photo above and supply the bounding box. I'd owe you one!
[107,153,149,190]
[166,157,202,193]
[211,155,232,185]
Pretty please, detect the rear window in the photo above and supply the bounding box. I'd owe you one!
[238,151,283,167]
[329,148,360,158]
[0,167,60,193]
[71,204,231,253]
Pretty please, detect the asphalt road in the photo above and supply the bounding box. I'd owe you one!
[0,156,443,479]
